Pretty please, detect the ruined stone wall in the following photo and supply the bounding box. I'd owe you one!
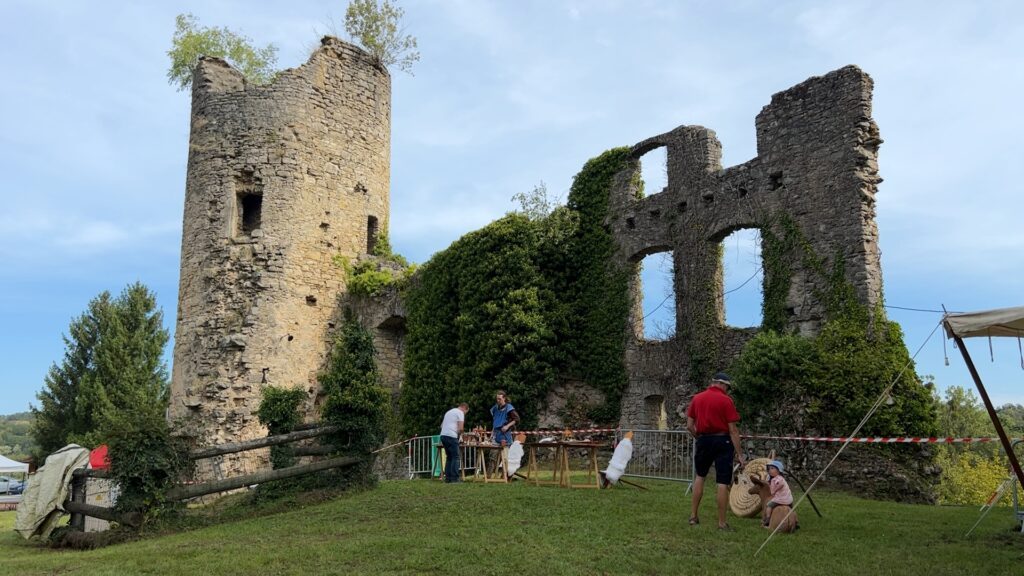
[612,66,883,428]
[169,37,391,456]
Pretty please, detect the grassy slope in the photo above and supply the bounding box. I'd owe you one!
[2,479,1022,576]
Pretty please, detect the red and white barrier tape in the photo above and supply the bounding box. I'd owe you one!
[742,434,1024,444]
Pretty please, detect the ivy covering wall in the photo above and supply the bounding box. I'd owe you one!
[399,149,633,435]
[733,215,937,436]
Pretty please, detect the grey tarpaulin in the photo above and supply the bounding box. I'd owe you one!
[14,444,90,539]
[943,306,1024,339]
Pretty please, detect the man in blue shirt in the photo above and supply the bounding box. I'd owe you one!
[490,390,520,446]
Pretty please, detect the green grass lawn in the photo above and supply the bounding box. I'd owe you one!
[2,479,1022,575]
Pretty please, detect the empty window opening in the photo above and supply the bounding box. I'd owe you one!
[367,215,379,254]
[643,394,668,431]
[638,146,668,196]
[721,228,764,328]
[239,194,262,235]
[638,251,676,340]
[234,171,264,238]
[769,171,784,191]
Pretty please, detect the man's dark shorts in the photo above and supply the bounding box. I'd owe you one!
[694,434,735,485]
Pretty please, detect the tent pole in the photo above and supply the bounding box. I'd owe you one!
[951,331,1024,488]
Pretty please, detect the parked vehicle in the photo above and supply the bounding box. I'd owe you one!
[0,475,24,494]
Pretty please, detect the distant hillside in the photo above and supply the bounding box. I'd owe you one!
[0,412,34,461]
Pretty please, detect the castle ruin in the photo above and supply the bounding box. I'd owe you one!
[614,66,882,428]
[170,39,883,453]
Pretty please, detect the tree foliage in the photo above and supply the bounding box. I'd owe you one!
[0,412,35,462]
[104,406,190,517]
[344,0,419,74]
[935,449,1011,506]
[31,283,170,458]
[257,386,308,469]
[400,215,560,435]
[319,315,391,485]
[400,150,632,435]
[167,13,279,91]
[731,310,937,437]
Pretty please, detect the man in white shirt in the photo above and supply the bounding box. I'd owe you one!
[439,403,469,483]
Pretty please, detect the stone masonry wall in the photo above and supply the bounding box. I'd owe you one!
[169,37,391,463]
[614,66,883,428]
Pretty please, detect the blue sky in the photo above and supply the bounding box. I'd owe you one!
[2,0,1022,417]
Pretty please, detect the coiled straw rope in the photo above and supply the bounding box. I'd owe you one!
[729,457,770,517]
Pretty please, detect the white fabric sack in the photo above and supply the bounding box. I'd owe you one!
[604,438,633,484]
[507,440,525,476]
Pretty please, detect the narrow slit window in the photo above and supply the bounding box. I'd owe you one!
[367,215,379,254]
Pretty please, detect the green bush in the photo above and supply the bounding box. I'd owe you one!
[319,315,391,487]
[256,386,307,469]
[344,232,414,296]
[730,331,821,433]
[813,312,937,436]
[731,310,937,437]
[104,408,190,519]
[935,449,1011,506]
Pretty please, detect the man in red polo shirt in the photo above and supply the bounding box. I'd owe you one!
[686,372,745,531]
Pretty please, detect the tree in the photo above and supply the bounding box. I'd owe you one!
[936,386,992,438]
[167,13,279,91]
[997,403,1024,435]
[344,0,420,74]
[31,283,170,457]
[320,315,391,487]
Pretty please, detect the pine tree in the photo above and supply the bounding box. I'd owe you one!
[31,283,169,457]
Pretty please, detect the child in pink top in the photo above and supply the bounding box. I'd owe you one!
[762,459,794,527]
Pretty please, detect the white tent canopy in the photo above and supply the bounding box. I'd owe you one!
[943,305,1024,339]
[0,454,29,474]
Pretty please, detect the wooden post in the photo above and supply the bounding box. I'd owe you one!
[69,475,86,531]
[64,500,142,528]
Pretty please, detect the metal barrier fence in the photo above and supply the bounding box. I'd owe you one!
[407,436,479,479]
[615,429,695,485]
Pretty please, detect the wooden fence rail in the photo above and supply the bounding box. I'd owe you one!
[166,455,361,501]
[189,426,338,460]
[68,425,349,528]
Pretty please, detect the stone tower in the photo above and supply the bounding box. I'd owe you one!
[169,37,391,449]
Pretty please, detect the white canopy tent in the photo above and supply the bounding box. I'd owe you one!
[943,305,1024,491]
[0,454,29,474]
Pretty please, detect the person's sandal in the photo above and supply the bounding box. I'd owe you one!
[688,517,699,526]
